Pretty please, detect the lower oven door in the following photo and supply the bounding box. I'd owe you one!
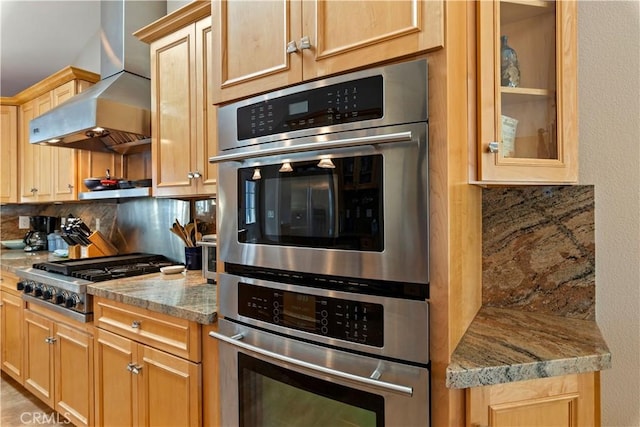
[211,318,430,427]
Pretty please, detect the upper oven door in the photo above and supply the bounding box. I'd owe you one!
[216,122,428,285]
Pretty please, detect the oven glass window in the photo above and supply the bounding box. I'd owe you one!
[238,155,383,251]
[239,353,384,426]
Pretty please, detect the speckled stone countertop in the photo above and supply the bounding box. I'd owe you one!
[1,249,54,273]
[446,306,611,389]
[87,271,217,325]
[1,250,217,325]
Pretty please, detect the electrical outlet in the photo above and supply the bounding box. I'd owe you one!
[95,218,101,233]
[19,216,30,229]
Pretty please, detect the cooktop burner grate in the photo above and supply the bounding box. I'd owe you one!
[33,253,172,282]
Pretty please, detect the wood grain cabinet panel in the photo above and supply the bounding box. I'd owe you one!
[18,77,97,202]
[1,290,25,384]
[475,0,578,184]
[213,0,444,103]
[94,319,202,427]
[21,306,95,427]
[0,105,18,203]
[467,373,599,427]
[136,4,217,198]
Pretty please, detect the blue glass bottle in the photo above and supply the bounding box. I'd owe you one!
[501,35,520,87]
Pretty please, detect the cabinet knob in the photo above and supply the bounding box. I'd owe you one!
[299,36,312,50]
[44,337,57,344]
[187,172,194,179]
[31,188,38,194]
[192,171,201,179]
[131,320,141,329]
[488,141,500,153]
[67,184,74,190]
[286,40,298,54]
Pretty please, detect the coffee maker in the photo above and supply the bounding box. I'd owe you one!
[24,216,59,252]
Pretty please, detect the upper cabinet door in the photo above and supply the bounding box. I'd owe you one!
[476,1,577,184]
[0,105,18,203]
[150,23,199,197]
[51,81,78,201]
[213,0,303,103]
[302,0,443,81]
[213,0,444,104]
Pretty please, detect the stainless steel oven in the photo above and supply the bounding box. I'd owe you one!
[210,59,429,287]
[210,272,430,426]
[209,59,431,426]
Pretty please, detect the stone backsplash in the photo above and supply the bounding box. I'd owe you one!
[482,186,595,320]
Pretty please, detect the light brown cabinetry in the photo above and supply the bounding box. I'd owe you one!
[22,304,94,427]
[0,272,24,384]
[0,105,18,203]
[212,0,444,103]
[18,73,98,202]
[467,373,599,427]
[135,2,217,198]
[93,297,202,427]
[475,0,578,184]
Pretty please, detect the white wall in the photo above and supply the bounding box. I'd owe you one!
[578,2,640,426]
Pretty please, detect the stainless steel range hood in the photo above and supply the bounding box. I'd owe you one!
[29,0,165,154]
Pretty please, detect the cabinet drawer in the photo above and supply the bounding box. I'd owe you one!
[94,297,201,362]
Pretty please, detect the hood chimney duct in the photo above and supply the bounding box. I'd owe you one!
[29,0,166,154]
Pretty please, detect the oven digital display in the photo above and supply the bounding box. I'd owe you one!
[288,100,308,116]
[236,75,383,140]
[238,282,383,347]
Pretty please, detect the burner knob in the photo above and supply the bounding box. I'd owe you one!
[24,283,33,294]
[16,281,26,291]
[65,296,76,309]
[43,288,53,300]
[34,286,43,297]
[54,293,65,305]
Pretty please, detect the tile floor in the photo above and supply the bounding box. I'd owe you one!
[0,372,70,426]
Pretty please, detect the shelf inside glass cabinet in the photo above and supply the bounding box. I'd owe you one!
[499,0,557,160]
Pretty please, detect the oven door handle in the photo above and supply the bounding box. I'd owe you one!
[209,330,414,397]
[208,131,414,164]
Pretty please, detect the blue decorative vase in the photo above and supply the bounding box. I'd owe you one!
[501,35,520,87]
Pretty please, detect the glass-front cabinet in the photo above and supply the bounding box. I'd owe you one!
[477,0,577,183]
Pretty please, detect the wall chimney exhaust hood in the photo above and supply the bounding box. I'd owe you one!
[29,0,165,154]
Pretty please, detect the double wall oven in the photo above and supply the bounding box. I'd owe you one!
[210,59,430,426]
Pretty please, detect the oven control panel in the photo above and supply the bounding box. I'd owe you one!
[238,282,383,347]
[236,75,383,140]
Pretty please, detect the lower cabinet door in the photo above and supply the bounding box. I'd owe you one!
[467,373,598,427]
[95,329,137,427]
[55,323,93,426]
[139,344,202,427]
[95,328,202,427]
[1,291,24,383]
[23,309,55,407]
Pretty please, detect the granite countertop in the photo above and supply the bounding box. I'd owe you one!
[446,306,611,389]
[1,249,217,325]
[87,271,217,325]
[0,249,55,273]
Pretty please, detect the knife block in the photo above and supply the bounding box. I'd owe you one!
[67,232,118,259]
[88,231,119,256]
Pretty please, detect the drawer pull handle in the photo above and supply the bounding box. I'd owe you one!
[131,320,141,329]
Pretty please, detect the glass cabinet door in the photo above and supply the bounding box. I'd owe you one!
[477,0,578,183]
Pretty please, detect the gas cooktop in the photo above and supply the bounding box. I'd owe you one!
[32,253,173,282]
